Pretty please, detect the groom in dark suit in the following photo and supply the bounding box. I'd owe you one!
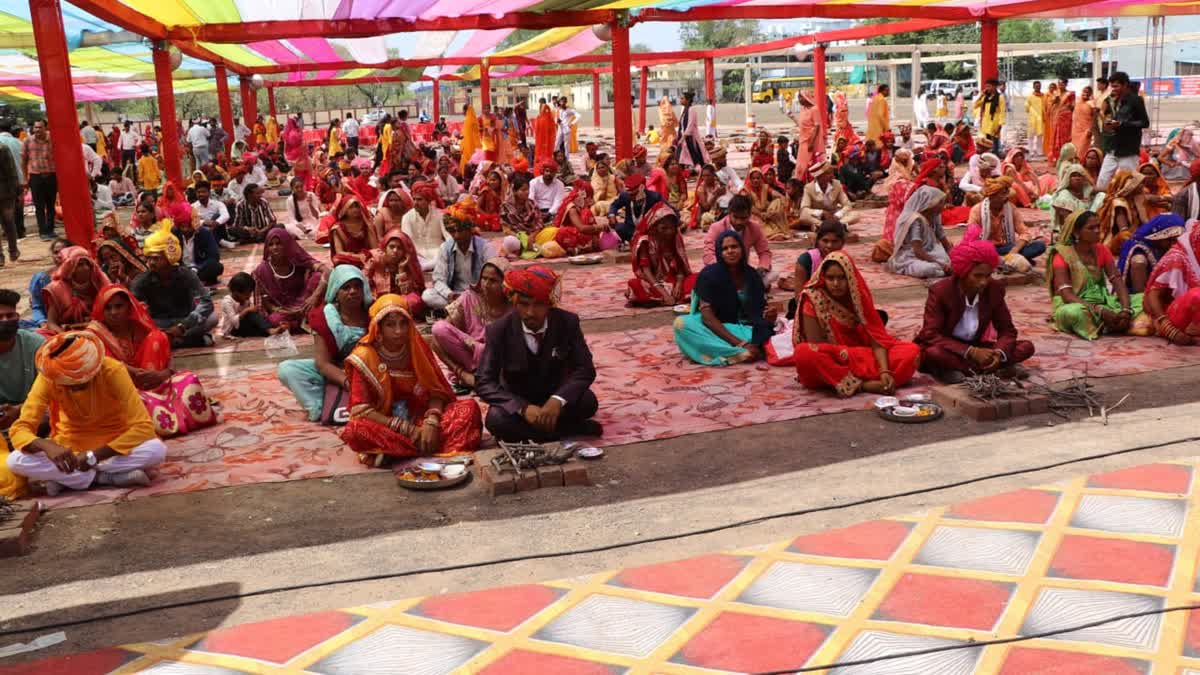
[475,265,602,443]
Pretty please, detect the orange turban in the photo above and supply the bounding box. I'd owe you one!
[36,331,104,386]
[504,265,560,305]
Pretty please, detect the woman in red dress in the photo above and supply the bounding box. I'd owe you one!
[341,294,483,466]
[553,183,604,255]
[329,196,377,267]
[793,251,920,397]
[626,203,696,307]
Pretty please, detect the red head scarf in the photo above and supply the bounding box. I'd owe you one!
[801,251,896,349]
[950,239,1001,278]
[504,265,559,304]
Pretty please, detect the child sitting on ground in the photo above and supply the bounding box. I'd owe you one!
[217,272,282,339]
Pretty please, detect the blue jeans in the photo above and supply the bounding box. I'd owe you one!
[997,239,1046,263]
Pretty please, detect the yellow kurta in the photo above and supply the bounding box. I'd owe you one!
[95,133,107,158]
[9,358,157,456]
[1025,93,1045,136]
[866,93,889,142]
[328,130,342,156]
[973,94,1006,137]
[459,108,480,173]
[381,123,393,162]
[266,117,280,145]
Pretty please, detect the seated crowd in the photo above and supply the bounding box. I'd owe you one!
[3,74,1200,500]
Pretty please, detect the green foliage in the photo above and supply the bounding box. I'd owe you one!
[679,19,761,51]
[864,18,1087,82]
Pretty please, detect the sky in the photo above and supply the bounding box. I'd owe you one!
[630,23,683,51]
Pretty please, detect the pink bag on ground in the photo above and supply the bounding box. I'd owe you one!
[140,371,219,438]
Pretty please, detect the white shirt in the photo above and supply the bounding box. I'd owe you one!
[81,143,102,177]
[433,240,476,297]
[181,233,196,268]
[92,184,113,213]
[186,124,209,149]
[521,321,568,406]
[216,295,246,337]
[436,174,461,204]
[81,126,98,144]
[109,176,135,196]
[342,117,359,138]
[119,130,139,150]
[530,176,566,212]
[234,124,250,142]
[192,198,229,226]
[401,207,449,261]
[952,293,980,342]
[284,192,322,228]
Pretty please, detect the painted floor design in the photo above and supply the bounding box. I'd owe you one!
[12,457,1200,674]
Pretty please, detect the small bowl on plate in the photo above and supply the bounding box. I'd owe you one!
[903,393,932,403]
[575,446,605,460]
[439,464,467,479]
[892,406,919,417]
[873,396,900,410]
[418,461,444,473]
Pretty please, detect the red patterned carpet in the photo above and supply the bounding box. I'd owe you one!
[13,457,1200,674]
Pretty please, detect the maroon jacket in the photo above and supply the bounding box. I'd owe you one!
[916,277,1021,360]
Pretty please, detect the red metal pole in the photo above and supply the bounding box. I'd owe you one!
[480,59,491,109]
[704,57,715,104]
[29,0,93,245]
[267,86,277,117]
[152,42,183,187]
[592,71,601,128]
[638,66,649,134]
[612,22,633,160]
[814,44,829,129]
[435,79,443,124]
[239,77,258,133]
[980,19,999,84]
[215,64,235,155]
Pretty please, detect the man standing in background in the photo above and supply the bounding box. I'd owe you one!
[343,112,360,156]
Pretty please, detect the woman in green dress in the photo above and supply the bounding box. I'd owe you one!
[1046,209,1141,340]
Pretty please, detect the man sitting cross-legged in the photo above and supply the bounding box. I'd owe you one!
[7,331,165,495]
[475,265,602,443]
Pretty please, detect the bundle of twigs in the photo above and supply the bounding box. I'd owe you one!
[962,373,1026,401]
[493,441,575,473]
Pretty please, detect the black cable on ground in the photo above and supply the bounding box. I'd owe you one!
[3,433,1199,639]
[756,602,1200,674]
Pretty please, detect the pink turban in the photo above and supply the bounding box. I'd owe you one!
[949,239,1000,278]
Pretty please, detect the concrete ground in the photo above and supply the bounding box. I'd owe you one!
[4,97,1200,666]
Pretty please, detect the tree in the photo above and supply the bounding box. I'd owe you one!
[679,20,761,103]
[864,19,1086,85]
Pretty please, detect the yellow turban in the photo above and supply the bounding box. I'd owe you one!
[143,219,182,264]
[982,175,1014,197]
[36,331,104,386]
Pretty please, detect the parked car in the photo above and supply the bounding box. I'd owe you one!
[363,109,387,125]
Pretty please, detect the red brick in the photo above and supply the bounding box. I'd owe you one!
[0,501,40,558]
[483,467,516,496]
[516,470,539,492]
[1028,394,1049,414]
[994,398,1012,419]
[536,465,563,488]
[562,463,591,486]
[1009,396,1029,417]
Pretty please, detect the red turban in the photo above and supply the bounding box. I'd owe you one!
[541,161,557,174]
[411,181,436,201]
[167,200,194,226]
[504,265,559,304]
[949,239,1000,278]
[624,173,645,191]
[632,145,647,159]
[513,156,529,173]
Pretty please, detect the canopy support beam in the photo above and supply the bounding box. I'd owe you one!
[153,41,183,187]
[638,66,648,135]
[433,78,441,125]
[239,77,258,146]
[814,44,828,129]
[981,19,999,84]
[480,59,491,110]
[592,72,601,129]
[215,65,234,156]
[612,21,633,161]
[704,58,715,104]
[267,86,277,118]
[30,0,93,246]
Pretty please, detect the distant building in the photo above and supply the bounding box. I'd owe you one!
[1061,17,1200,77]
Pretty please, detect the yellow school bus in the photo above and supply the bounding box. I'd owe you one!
[752,76,812,103]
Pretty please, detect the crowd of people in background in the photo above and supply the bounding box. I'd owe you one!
[2,67,1199,499]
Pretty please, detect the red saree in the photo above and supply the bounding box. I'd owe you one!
[341,295,482,463]
[793,252,920,397]
[626,203,696,305]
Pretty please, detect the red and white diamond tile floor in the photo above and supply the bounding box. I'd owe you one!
[9,458,1200,674]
